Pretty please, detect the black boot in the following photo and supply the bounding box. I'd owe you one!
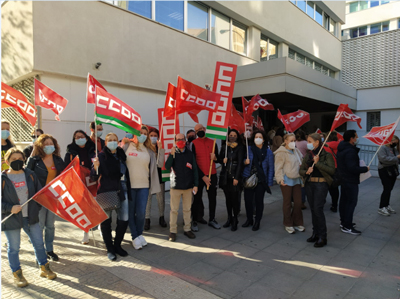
[159,216,167,228]
[144,218,150,230]
[252,220,260,231]
[223,216,231,228]
[101,218,116,261]
[231,217,238,231]
[314,238,327,248]
[307,232,319,243]
[113,220,129,257]
[242,219,253,227]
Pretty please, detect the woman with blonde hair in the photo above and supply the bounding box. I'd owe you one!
[274,133,305,234]
[123,125,163,250]
[1,120,15,171]
[26,134,66,261]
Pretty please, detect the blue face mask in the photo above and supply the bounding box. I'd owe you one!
[354,138,359,145]
[307,143,314,151]
[150,136,158,144]
[125,133,133,139]
[1,130,10,140]
[321,137,324,142]
[106,141,118,151]
[44,145,55,155]
[75,138,87,146]
[137,134,147,143]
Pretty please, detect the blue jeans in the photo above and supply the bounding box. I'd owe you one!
[339,182,359,229]
[4,218,48,272]
[39,207,56,252]
[128,188,149,240]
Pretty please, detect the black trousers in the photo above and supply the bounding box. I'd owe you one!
[306,182,329,239]
[244,183,266,222]
[192,174,217,221]
[378,168,398,208]
[223,178,240,219]
[339,182,359,229]
[329,185,340,208]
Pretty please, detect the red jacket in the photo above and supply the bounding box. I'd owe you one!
[192,137,217,176]
[325,141,340,168]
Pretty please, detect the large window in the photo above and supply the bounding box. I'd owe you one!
[307,1,314,19]
[187,1,208,41]
[315,6,323,25]
[155,1,184,31]
[288,48,336,78]
[367,112,380,131]
[260,35,278,61]
[349,22,391,38]
[127,1,152,18]
[297,0,306,12]
[349,1,392,13]
[211,10,230,49]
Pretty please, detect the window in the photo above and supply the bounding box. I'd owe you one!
[232,21,247,55]
[307,1,314,19]
[155,1,184,30]
[370,1,379,7]
[381,0,390,4]
[323,13,330,30]
[127,1,152,19]
[260,38,268,61]
[382,21,390,31]
[360,1,368,10]
[187,1,208,41]
[329,70,335,78]
[359,26,367,36]
[370,22,381,34]
[322,66,328,75]
[296,52,305,64]
[306,57,313,68]
[367,112,381,131]
[260,36,278,61]
[289,48,296,60]
[349,2,359,12]
[399,18,400,29]
[297,0,306,12]
[211,10,230,49]
[329,19,336,35]
[315,6,323,25]
[314,62,322,72]
[269,39,278,60]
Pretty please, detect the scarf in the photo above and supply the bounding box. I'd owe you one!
[227,142,238,149]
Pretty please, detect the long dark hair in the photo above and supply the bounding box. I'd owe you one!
[228,128,244,145]
[72,130,91,144]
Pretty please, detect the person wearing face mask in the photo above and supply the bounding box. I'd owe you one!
[337,130,369,235]
[299,133,335,248]
[89,122,105,153]
[26,135,66,261]
[186,129,196,152]
[274,133,305,234]
[2,148,57,287]
[1,120,15,171]
[377,135,400,216]
[91,133,132,261]
[218,129,245,231]
[242,131,274,231]
[165,133,198,241]
[191,123,220,231]
[144,128,166,230]
[123,125,163,250]
[271,127,285,153]
[64,130,95,244]
[23,129,44,162]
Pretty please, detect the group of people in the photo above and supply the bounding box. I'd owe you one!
[1,118,399,288]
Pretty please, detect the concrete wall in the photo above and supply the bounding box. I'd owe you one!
[1,1,34,83]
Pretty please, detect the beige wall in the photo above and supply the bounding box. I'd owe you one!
[1,1,34,83]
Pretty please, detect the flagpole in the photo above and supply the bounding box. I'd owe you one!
[311,130,332,168]
[182,113,185,136]
[157,117,164,165]
[224,132,228,166]
[2,198,34,224]
[207,138,216,191]
[94,104,98,175]
[173,104,176,159]
[368,144,384,167]
[85,74,89,134]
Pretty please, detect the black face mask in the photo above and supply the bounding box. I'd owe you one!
[228,137,237,143]
[10,160,24,171]
[197,131,205,138]
[188,136,195,143]
[390,143,397,148]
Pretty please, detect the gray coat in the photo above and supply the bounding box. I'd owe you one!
[377,145,400,169]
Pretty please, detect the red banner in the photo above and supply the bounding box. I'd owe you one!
[1,83,37,126]
[244,94,274,121]
[95,87,142,136]
[315,128,322,134]
[256,116,264,131]
[32,167,107,233]
[278,109,310,133]
[241,97,250,130]
[206,62,237,140]
[331,104,362,131]
[337,132,344,141]
[158,108,180,182]
[87,73,106,104]
[363,116,400,145]
[176,76,221,116]
[229,104,245,134]
[34,79,68,121]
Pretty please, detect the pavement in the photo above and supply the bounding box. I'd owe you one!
[2,177,400,299]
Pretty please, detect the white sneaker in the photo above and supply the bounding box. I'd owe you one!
[81,232,89,244]
[138,235,147,247]
[285,226,295,234]
[132,237,143,250]
[294,226,305,232]
[378,207,391,216]
[386,205,396,214]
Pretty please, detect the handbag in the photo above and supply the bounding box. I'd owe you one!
[386,165,400,177]
[243,166,258,189]
[96,191,121,211]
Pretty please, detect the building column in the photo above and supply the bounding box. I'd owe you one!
[247,26,261,61]
[278,42,289,58]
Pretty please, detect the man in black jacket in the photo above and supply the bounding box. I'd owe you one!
[165,133,198,241]
[337,130,369,235]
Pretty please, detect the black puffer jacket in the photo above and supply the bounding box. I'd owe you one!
[64,139,95,169]
[337,141,368,184]
[26,155,66,188]
[1,169,42,231]
[218,143,245,188]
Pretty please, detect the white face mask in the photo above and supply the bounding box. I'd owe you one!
[244,131,251,138]
[288,141,296,149]
[254,138,263,145]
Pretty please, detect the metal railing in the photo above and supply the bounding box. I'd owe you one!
[358,144,379,170]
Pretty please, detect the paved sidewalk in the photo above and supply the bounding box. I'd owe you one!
[2,177,400,299]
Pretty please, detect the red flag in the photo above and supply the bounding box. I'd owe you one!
[363,116,400,145]
[229,104,245,134]
[257,116,264,131]
[331,104,362,131]
[87,73,106,104]
[175,76,221,115]
[244,94,274,121]
[337,132,344,141]
[62,156,98,197]
[315,128,322,134]
[34,79,68,121]
[241,97,250,130]
[278,109,310,133]
[1,83,37,126]
[32,167,107,233]
[95,87,142,136]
